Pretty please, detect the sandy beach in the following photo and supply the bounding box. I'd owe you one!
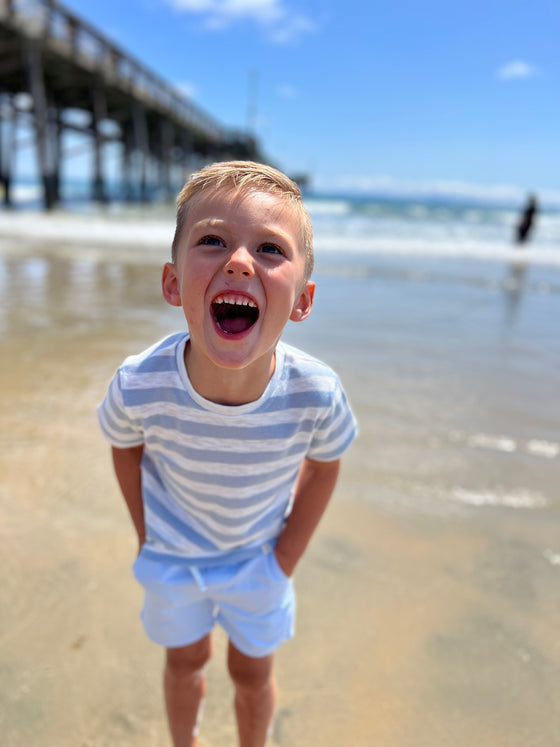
[1,210,559,746]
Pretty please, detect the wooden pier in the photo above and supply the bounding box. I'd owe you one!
[0,0,262,208]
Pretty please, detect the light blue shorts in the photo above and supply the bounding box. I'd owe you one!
[132,545,295,658]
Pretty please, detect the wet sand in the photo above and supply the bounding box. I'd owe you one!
[1,223,559,746]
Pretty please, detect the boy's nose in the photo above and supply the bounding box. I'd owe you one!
[224,246,255,278]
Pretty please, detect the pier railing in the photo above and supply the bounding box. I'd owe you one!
[0,0,224,141]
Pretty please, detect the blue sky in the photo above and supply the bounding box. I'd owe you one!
[55,1,560,201]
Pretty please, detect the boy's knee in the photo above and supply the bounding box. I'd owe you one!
[227,645,274,693]
[166,635,212,679]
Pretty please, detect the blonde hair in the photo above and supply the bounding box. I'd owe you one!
[171,161,314,279]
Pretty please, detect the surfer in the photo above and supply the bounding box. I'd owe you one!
[515,194,538,245]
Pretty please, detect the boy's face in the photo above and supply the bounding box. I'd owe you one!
[162,187,315,374]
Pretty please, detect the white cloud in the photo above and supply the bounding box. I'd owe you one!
[163,0,316,42]
[496,60,539,81]
[168,0,276,16]
[267,13,315,44]
[175,81,197,99]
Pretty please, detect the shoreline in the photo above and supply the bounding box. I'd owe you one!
[1,207,560,268]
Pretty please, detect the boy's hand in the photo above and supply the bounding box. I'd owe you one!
[137,533,146,555]
[274,547,296,578]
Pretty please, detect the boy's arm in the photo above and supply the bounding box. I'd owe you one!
[274,457,341,577]
[111,444,146,551]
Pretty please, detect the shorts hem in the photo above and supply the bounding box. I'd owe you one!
[226,628,295,659]
[142,626,214,650]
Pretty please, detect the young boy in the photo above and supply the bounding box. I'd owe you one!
[98,161,357,747]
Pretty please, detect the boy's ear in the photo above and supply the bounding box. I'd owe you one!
[290,281,315,322]
[162,262,182,307]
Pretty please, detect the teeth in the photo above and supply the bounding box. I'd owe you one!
[214,295,256,308]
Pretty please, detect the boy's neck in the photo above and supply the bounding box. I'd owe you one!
[184,340,276,406]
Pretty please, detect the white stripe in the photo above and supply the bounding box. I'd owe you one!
[126,399,331,428]
[146,425,314,454]
[161,465,295,508]
[309,420,357,457]
[149,440,302,477]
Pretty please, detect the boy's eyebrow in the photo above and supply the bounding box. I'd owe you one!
[192,218,225,230]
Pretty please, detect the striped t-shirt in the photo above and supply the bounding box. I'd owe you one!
[98,333,357,563]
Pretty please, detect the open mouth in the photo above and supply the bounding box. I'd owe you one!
[211,294,259,335]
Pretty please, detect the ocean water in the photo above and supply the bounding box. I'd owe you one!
[292,195,560,518]
[307,194,560,261]
[1,191,559,520]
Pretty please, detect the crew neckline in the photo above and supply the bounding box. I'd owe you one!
[175,334,285,414]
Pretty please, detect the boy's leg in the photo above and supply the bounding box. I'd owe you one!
[227,640,276,747]
[164,634,212,747]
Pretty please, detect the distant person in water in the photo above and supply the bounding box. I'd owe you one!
[516,194,538,245]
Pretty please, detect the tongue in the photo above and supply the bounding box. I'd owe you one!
[220,316,253,334]
[213,301,258,335]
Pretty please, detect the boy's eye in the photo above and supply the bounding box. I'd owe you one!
[258,243,283,255]
[199,235,225,247]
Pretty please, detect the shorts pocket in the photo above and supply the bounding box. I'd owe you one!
[267,550,290,582]
[132,547,146,580]
[132,547,184,592]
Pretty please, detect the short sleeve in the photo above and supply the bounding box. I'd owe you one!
[306,379,357,462]
[97,370,145,448]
